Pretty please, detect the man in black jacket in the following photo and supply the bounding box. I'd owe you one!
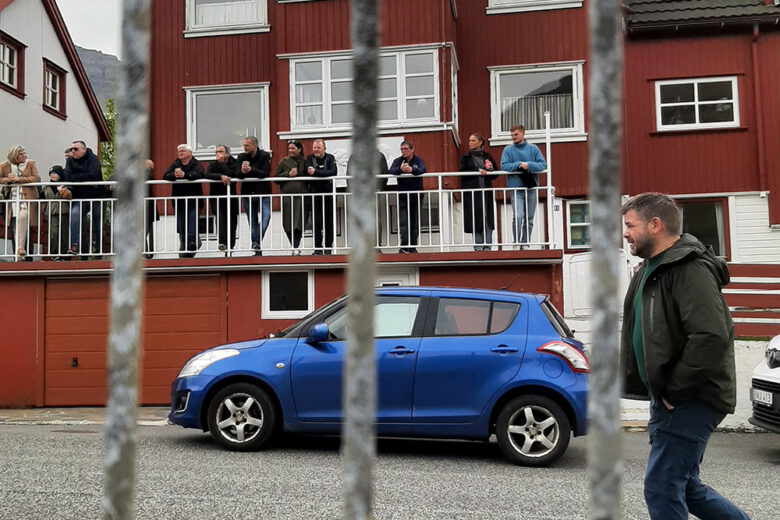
[64,140,104,256]
[236,136,271,256]
[620,193,748,520]
[388,141,426,253]
[305,139,337,254]
[163,144,204,258]
[205,145,239,254]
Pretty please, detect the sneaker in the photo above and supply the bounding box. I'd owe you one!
[218,243,226,252]
[253,250,263,257]
[312,250,324,256]
[68,244,78,255]
[252,242,261,251]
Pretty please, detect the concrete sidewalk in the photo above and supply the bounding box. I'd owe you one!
[0,407,170,426]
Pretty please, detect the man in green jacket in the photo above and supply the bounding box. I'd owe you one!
[620,193,749,520]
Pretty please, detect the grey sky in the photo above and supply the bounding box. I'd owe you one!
[56,0,121,59]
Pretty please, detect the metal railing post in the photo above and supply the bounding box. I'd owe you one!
[588,1,624,519]
[103,0,150,518]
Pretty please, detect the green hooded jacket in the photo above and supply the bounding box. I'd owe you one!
[620,233,736,414]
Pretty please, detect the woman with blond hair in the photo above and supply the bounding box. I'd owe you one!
[0,145,40,261]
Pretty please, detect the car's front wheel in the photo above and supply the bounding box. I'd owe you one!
[496,395,571,466]
[207,383,276,451]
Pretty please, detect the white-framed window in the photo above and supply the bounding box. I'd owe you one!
[261,270,314,319]
[290,49,439,132]
[489,62,586,145]
[655,77,739,132]
[184,83,269,159]
[184,0,268,38]
[486,0,583,15]
[0,41,17,88]
[43,60,66,116]
[566,200,590,249]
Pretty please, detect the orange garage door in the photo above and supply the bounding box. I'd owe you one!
[44,275,226,406]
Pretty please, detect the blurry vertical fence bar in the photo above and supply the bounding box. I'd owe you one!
[587,1,624,520]
[103,0,150,519]
[343,0,378,518]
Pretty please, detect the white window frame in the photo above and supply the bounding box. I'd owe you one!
[289,48,440,133]
[566,200,590,250]
[184,83,270,160]
[655,76,740,132]
[486,0,583,15]
[44,67,60,111]
[261,270,314,319]
[489,61,586,146]
[0,40,17,89]
[184,0,269,38]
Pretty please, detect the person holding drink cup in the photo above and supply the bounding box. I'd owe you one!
[459,133,498,251]
[275,139,309,253]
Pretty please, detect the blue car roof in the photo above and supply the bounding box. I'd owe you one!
[375,286,546,302]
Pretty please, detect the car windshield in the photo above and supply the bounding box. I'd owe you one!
[541,299,574,338]
[271,296,345,338]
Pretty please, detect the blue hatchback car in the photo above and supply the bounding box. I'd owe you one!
[169,286,588,466]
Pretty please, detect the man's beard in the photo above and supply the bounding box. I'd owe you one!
[631,234,653,259]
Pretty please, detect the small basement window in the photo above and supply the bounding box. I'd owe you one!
[262,270,314,318]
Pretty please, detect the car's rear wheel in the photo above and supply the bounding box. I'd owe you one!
[207,383,276,451]
[496,395,571,466]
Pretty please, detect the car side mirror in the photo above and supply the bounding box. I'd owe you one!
[306,323,329,344]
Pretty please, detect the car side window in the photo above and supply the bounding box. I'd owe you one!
[323,296,421,340]
[490,301,521,333]
[434,298,491,336]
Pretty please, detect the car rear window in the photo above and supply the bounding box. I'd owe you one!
[541,300,574,338]
[434,298,520,336]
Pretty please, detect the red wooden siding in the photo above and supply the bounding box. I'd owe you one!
[757,31,780,224]
[454,2,590,197]
[623,33,761,196]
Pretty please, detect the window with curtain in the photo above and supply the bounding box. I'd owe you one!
[655,77,739,132]
[490,62,584,142]
[185,0,268,35]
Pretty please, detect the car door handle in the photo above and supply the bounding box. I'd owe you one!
[491,345,518,354]
[388,346,415,355]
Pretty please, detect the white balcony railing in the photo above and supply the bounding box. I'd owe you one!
[0,172,554,262]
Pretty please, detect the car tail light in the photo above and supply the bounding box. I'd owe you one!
[538,341,590,373]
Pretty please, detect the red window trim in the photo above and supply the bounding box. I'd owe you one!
[0,31,26,99]
[42,58,67,119]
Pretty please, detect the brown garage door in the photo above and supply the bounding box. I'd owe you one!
[44,275,226,406]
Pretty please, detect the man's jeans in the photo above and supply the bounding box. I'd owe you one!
[645,399,750,520]
[70,200,103,254]
[242,195,270,248]
[510,188,537,244]
[174,198,197,251]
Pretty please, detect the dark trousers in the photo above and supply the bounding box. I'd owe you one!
[145,199,156,253]
[312,193,334,250]
[174,198,197,251]
[210,196,238,248]
[644,399,750,520]
[398,192,420,247]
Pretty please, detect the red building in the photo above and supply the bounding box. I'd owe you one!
[1,0,778,407]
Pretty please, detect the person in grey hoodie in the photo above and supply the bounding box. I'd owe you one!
[620,192,748,520]
[500,125,546,246]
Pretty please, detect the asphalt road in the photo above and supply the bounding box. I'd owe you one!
[0,425,777,520]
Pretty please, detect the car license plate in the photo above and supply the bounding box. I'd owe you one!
[751,388,773,407]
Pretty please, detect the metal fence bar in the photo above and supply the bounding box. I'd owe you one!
[588,1,624,519]
[103,0,150,518]
[343,0,378,517]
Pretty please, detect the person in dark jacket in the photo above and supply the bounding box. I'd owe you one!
[64,140,104,256]
[347,148,389,248]
[275,139,308,253]
[205,145,239,254]
[458,133,497,251]
[236,136,271,255]
[620,193,748,520]
[304,139,337,254]
[388,140,426,253]
[163,144,204,258]
[41,165,71,260]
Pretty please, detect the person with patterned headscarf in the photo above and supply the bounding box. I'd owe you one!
[0,145,40,261]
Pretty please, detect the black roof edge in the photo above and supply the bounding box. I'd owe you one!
[628,15,780,34]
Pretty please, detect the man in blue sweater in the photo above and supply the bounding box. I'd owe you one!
[500,125,547,246]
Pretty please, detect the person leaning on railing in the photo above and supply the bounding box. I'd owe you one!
[304,138,337,255]
[0,145,40,262]
[275,139,309,254]
[236,136,272,256]
[204,145,239,254]
[388,140,426,253]
[41,165,72,261]
[64,140,105,257]
[459,133,498,252]
[163,144,204,258]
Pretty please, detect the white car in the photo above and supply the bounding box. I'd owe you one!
[749,335,780,433]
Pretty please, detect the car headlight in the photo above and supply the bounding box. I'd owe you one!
[177,349,239,378]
